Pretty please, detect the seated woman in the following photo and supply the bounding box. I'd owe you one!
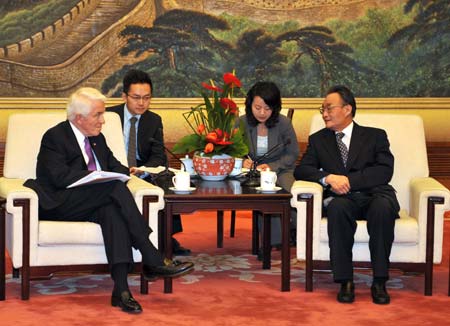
[241,81,299,252]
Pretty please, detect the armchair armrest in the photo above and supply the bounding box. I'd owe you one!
[410,177,450,222]
[127,176,165,248]
[0,177,40,269]
[410,177,450,264]
[127,175,165,212]
[290,180,323,226]
[290,180,324,292]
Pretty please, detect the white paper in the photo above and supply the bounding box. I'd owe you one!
[136,166,181,174]
[67,171,130,188]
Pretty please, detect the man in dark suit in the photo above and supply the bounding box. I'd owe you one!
[294,85,399,305]
[107,69,190,256]
[24,87,194,314]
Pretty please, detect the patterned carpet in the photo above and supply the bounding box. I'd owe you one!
[1,211,449,325]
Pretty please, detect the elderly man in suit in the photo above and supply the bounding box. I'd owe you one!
[24,87,194,314]
[108,69,190,256]
[294,85,399,305]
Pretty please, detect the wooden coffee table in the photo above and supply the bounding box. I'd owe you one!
[158,178,292,293]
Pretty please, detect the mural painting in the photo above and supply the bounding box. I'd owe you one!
[0,0,448,98]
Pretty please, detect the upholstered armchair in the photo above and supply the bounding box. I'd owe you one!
[0,112,164,299]
[291,113,450,295]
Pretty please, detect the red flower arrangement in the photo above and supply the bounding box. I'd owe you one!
[172,72,249,157]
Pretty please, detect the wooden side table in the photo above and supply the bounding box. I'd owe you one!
[0,197,6,300]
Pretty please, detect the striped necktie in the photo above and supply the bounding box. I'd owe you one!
[127,116,138,167]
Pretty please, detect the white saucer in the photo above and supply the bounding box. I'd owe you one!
[255,186,282,193]
[169,186,196,194]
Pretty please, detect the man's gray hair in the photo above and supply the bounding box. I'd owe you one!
[67,87,106,121]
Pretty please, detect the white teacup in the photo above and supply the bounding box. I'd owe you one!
[260,170,277,190]
[229,158,243,176]
[172,171,191,190]
[180,155,195,175]
[229,180,242,194]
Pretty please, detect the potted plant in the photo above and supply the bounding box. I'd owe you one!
[172,72,249,180]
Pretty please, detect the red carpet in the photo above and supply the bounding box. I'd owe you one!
[1,211,449,325]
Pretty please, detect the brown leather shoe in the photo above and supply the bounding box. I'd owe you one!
[143,258,194,280]
[337,281,355,303]
[111,290,142,314]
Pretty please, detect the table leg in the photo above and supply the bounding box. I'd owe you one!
[217,210,223,248]
[164,206,174,294]
[262,214,271,269]
[281,203,290,291]
[251,211,259,255]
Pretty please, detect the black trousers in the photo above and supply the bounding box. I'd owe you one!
[324,192,396,282]
[39,181,164,267]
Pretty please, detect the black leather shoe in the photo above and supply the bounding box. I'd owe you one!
[172,238,191,256]
[143,258,194,280]
[371,282,390,304]
[337,281,355,303]
[111,290,142,314]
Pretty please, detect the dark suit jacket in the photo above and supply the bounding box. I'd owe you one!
[107,104,166,167]
[294,122,400,212]
[24,120,129,210]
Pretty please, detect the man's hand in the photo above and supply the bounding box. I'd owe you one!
[325,174,351,195]
[130,167,144,176]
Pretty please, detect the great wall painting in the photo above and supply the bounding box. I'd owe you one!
[0,0,448,97]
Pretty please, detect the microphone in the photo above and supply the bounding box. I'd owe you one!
[148,137,187,173]
[253,138,291,166]
[242,138,291,187]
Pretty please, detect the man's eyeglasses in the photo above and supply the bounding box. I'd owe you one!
[319,105,345,114]
[127,94,151,102]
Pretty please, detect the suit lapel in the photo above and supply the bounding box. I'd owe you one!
[322,128,346,170]
[62,121,89,170]
[346,122,364,170]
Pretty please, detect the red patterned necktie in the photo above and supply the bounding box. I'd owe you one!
[84,137,97,171]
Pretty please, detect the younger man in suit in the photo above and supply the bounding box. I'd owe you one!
[24,87,194,313]
[294,85,399,305]
[108,69,190,256]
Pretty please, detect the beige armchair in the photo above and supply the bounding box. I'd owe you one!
[291,113,450,295]
[0,112,164,299]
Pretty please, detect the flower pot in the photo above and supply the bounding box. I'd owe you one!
[193,153,235,181]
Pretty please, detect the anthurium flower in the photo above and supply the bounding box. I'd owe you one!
[204,142,214,153]
[197,124,205,134]
[227,107,238,115]
[223,73,241,88]
[201,82,223,92]
[216,140,233,145]
[220,98,237,110]
[206,131,218,143]
[215,128,223,138]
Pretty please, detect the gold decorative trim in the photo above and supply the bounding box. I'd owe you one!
[0,97,449,110]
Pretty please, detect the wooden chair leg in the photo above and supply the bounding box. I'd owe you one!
[0,200,5,301]
[12,268,19,278]
[251,211,259,255]
[229,210,236,238]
